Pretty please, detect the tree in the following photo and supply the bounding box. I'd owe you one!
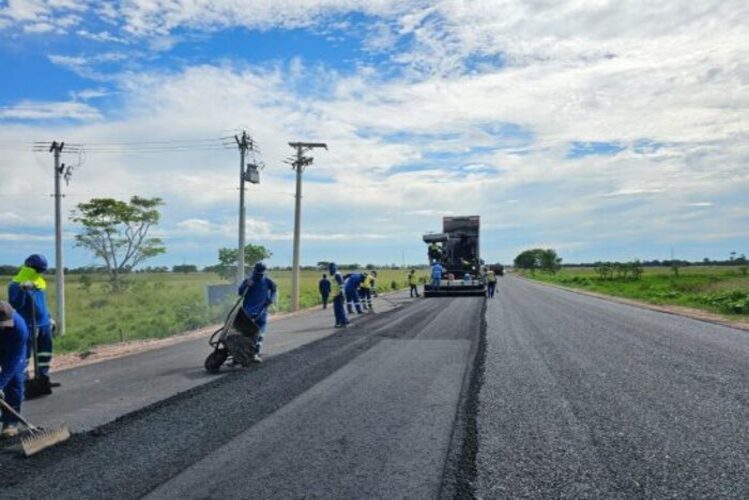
[514,249,539,273]
[70,196,165,290]
[514,248,561,274]
[214,244,272,281]
[538,248,562,274]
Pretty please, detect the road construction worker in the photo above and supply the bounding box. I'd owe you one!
[359,271,377,312]
[0,301,28,438]
[8,254,53,379]
[345,273,366,314]
[235,262,277,363]
[329,263,348,328]
[428,242,442,262]
[431,261,445,291]
[408,269,420,297]
[486,269,497,298]
[319,274,331,309]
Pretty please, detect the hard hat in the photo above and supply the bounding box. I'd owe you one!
[253,262,267,274]
[24,254,48,273]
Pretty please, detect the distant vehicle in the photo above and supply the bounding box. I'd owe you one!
[423,215,486,297]
[490,264,505,276]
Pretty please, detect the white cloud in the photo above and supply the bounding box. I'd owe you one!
[2,1,749,264]
[0,100,102,120]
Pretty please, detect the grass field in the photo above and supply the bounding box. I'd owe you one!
[0,268,419,353]
[525,266,749,318]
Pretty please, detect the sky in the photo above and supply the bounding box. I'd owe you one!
[1,0,748,269]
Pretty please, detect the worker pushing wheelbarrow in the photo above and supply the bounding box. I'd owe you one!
[205,262,276,373]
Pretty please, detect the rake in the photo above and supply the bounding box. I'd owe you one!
[0,398,70,456]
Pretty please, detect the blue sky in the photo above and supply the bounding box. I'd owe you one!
[1,0,748,269]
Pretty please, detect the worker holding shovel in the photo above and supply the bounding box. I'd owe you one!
[0,301,28,438]
[8,255,56,391]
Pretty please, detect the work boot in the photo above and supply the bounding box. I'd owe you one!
[251,354,263,364]
[1,424,18,439]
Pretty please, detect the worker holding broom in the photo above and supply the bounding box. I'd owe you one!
[0,301,28,438]
[8,255,54,382]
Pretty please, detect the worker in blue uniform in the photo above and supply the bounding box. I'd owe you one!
[0,301,29,438]
[8,254,53,378]
[329,263,348,328]
[234,262,277,363]
[431,261,445,291]
[345,272,366,314]
[318,274,331,309]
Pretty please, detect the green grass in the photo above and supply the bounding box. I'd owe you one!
[0,268,419,353]
[524,266,749,318]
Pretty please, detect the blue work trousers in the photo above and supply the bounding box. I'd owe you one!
[487,282,496,298]
[345,286,363,314]
[27,323,53,377]
[333,293,348,326]
[431,277,441,290]
[1,363,26,426]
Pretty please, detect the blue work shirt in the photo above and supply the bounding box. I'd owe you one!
[319,278,331,296]
[344,273,365,293]
[238,274,277,317]
[7,282,50,328]
[0,311,29,389]
[431,264,445,280]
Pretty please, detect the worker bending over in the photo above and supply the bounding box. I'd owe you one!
[234,262,276,364]
[359,271,377,312]
[0,301,28,438]
[345,272,366,315]
[8,255,53,380]
[329,263,348,328]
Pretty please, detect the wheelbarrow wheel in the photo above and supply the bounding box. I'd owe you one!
[204,348,228,373]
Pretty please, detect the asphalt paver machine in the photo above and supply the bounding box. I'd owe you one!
[423,215,486,297]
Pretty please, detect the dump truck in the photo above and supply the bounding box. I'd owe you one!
[423,215,486,297]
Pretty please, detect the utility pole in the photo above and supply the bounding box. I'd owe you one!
[288,141,328,311]
[51,141,65,336]
[234,131,253,285]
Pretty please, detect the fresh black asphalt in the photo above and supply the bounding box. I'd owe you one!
[0,296,483,499]
[477,276,749,498]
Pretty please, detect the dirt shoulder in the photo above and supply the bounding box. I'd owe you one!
[521,276,749,333]
[50,290,406,373]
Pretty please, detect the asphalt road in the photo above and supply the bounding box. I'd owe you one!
[22,292,408,432]
[0,294,484,499]
[477,276,749,498]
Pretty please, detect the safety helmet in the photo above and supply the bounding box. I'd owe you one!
[24,254,48,273]
[253,262,267,274]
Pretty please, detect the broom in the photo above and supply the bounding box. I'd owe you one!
[0,398,70,456]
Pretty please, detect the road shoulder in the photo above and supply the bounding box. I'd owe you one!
[518,275,749,333]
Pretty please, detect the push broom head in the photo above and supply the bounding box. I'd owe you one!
[20,424,71,456]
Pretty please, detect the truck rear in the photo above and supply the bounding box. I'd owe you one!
[423,215,486,297]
